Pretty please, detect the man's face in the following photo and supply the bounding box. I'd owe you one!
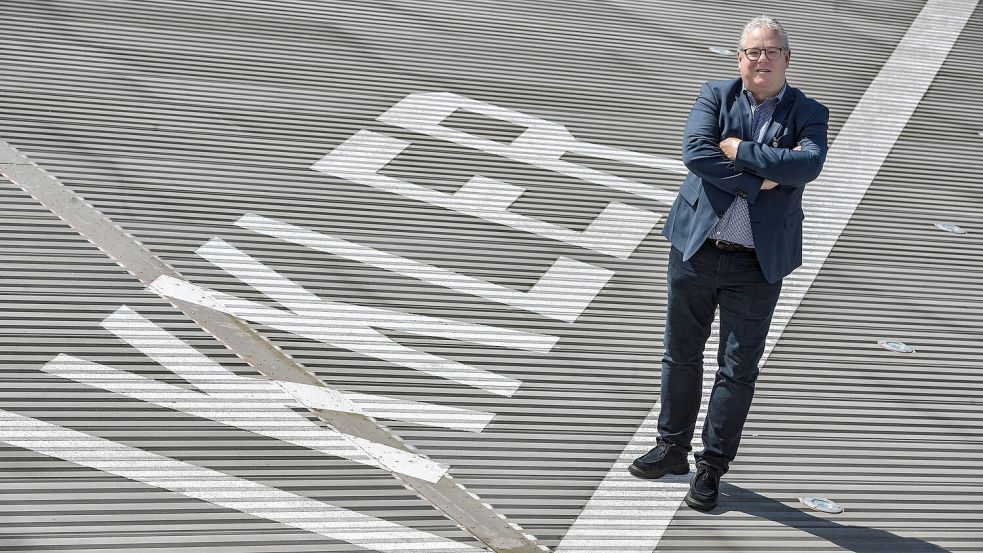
[738,26,791,98]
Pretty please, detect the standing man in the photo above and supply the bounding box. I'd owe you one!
[628,16,829,511]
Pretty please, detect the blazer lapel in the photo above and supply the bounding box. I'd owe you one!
[762,88,797,146]
[735,88,751,141]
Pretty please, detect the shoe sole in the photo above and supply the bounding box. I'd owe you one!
[684,491,717,512]
[627,462,689,480]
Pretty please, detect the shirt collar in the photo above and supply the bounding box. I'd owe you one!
[742,82,788,106]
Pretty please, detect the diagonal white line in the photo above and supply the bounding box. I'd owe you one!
[0,409,483,553]
[555,1,979,550]
[103,305,255,397]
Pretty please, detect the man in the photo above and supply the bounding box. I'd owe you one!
[628,16,829,511]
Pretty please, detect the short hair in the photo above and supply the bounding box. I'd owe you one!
[739,16,791,50]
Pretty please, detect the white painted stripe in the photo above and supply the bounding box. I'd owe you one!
[0,409,482,552]
[556,1,978,550]
[238,212,615,322]
[103,306,264,396]
[42,354,451,483]
[148,274,525,397]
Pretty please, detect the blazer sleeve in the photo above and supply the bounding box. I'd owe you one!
[681,82,766,204]
[732,103,830,188]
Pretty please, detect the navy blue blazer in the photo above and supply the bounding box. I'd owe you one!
[662,77,830,283]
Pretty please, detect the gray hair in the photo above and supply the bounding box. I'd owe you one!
[739,16,791,50]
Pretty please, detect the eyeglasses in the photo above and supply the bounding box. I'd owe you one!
[740,47,785,61]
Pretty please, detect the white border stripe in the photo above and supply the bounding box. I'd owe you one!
[0,409,482,553]
[556,1,978,550]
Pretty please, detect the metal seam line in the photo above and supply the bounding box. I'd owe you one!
[0,141,548,552]
[554,0,979,551]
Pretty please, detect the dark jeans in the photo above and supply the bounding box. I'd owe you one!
[658,244,783,474]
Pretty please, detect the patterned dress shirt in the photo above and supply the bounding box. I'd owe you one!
[709,84,788,248]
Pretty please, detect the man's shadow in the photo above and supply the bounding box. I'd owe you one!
[706,483,950,553]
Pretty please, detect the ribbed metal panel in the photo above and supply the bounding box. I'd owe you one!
[1,0,981,551]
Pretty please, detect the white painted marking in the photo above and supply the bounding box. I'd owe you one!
[0,409,483,552]
[313,130,661,261]
[239,211,614,326]
[148,274,526,397]
[556,1,978,550]
[102,306,495,432]
[376,91,684,203]
[42,354,451,483]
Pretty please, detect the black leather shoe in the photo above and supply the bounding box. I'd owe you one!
[628,439,689,479]
[684,462,721,511]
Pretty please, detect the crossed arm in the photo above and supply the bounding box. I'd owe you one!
[681,82,829,203]
[718,138,797,190]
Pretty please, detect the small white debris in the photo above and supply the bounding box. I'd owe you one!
[878,339,915,353]
[800,497,844,514]
[708,46,736,56]
[934,222,967,234]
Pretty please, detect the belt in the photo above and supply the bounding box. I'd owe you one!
[706,239,755,253]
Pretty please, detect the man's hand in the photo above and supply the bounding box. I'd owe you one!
[719,137,741,160]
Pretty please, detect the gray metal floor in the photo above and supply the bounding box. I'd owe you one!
[1,0,982,551]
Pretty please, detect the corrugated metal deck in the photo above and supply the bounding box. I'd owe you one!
[1,0,981,551]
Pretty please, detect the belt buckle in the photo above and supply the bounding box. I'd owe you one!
[712,239,748,252]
